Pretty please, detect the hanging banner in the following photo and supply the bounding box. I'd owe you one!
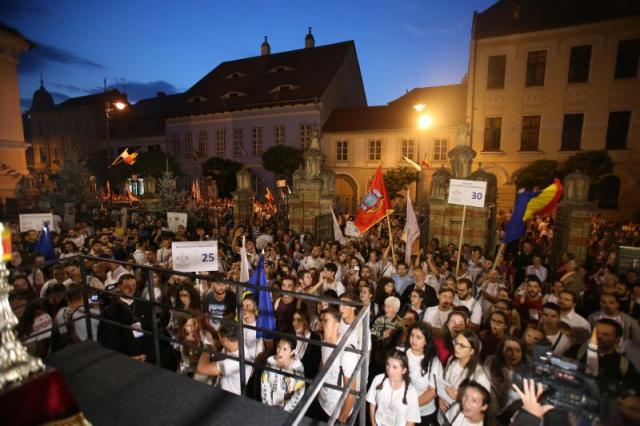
[167,212,188,233]
[19,213,53,232]
[344,221,361,238]
[172,240,218,272]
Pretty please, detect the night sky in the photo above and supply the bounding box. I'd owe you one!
[2,0,495,110]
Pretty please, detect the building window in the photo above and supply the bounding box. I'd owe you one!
[274,125,286,145]
[252,174,262,194]
[170,133,179,157]
[597,175,620,209]
[215,129,226,157]
[568,45,591,83]
[561,113,584,151]
[299,124,312,149]
[39,146,47,163]
[606,111,631,150]
[368,139,381,161]
[433,139,448,161]
[198,130,208,158]
[336,140,348,161]
[233,128,243,157]
[487,55,506,89]
[252,127,263,156]
[483,117,502,151]
[614,39,640,79]
[526,50,546,87]
[520,115,541,151]
[401,139,414,160]
[26,147,34,166]
[184,131,193,159]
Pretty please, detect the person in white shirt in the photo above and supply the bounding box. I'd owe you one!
[40,265,69,298]
[423,287,455,335]
[367,350,421,426]
[541,303,572,356]
[104,262,130,290]
[156,237,172,267]
[308,308,358,423]
[241,293,265,364]
[454,278,482,330]
[542,280,565,305]
[558,290,591,345]
[196,323,251,396]
[405,323,443,424]
[524,255,548,286]
[447,380,491,426]
[300,245,325,272]
[320,263,346,297]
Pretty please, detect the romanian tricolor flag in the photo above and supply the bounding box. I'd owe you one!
[354,166,392,234]
[1,223,11,262]
[504,179,563,244]
[265,187,275,203]
[111,148,138,166]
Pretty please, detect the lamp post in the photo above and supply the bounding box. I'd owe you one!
[104,79,127,205]
[413,104,433,208]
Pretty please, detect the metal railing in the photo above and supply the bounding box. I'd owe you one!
[8,254,370,425]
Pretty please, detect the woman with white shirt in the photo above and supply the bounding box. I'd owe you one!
[447,380,491,426]
[405,323,443,425]
[439,330,490,425]
[366,350,421,426]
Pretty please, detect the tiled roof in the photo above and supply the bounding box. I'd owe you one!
[166,41,357,117]
[474,0,640,40]
[53,89,126,111]
[324,84,466,132]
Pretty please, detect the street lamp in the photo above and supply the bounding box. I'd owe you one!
[104,79,128,204]
[411,104,433,207]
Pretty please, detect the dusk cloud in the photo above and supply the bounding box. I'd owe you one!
[90,79,181,103]
[18,42,105,74]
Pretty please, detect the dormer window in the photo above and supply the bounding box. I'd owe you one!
[225,72,246,79]
[270,84,299,93]
[268,65,294,74]
[221,91,247,99]
[188,95,208,103]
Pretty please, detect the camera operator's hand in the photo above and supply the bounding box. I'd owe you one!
[512,378,554,419]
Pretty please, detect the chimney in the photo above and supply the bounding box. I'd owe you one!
[305,27,315,48]
[261,36,271,55]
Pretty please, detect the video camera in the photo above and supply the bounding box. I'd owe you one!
[513,344,603,422]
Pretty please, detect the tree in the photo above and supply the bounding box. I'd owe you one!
[562,150,613,183]
[157,170,187,212]
[513,160,559,190]
[44,149,94,213]
[383,167,418,199]
[86,148,130,188]
[133,150,180,179]
[261,145,302,178]
[202,157,242,197]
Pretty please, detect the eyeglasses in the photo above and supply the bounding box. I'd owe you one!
[490,319,506,325]
[453,341,472,350]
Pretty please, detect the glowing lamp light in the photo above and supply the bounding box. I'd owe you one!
[418,113,433,130]
[114,101,127,110]
[413,103,426,112]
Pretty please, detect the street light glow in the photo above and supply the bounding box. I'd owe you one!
[114,101,127,110]
[418,113,433,129]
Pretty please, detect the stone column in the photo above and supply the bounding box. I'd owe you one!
[231,167,253,227]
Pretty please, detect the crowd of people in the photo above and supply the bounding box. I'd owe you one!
[5,204,640,425]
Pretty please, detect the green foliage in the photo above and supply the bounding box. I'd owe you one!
[202,157,243,197]
[513,160,559,190]
[132,150,181,179]
[261,145,302,177]
[383,167,418,199]
[86,148,129,188]
[562,150,614,183]
[44,149,94,213]
[157,170,187,212]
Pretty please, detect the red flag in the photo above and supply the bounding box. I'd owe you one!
[354,166,392,234]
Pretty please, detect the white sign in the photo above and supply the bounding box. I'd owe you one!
[19,213,53,232]
[172,240,219,273]
[167,212,188,233]
[447,179,487,208]
[344,221,361,238]
[63,203,76,227]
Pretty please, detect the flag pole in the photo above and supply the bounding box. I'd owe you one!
[386,211,396,264]
[491,243,505,272]
[455,205,467,276]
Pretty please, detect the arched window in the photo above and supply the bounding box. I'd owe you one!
[597,175,620,209]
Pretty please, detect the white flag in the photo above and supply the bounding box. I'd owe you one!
[240,236,250,283]
[404,189,420,264]
[330,207,347,244]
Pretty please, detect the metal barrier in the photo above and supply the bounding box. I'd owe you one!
[6,254,370,425]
